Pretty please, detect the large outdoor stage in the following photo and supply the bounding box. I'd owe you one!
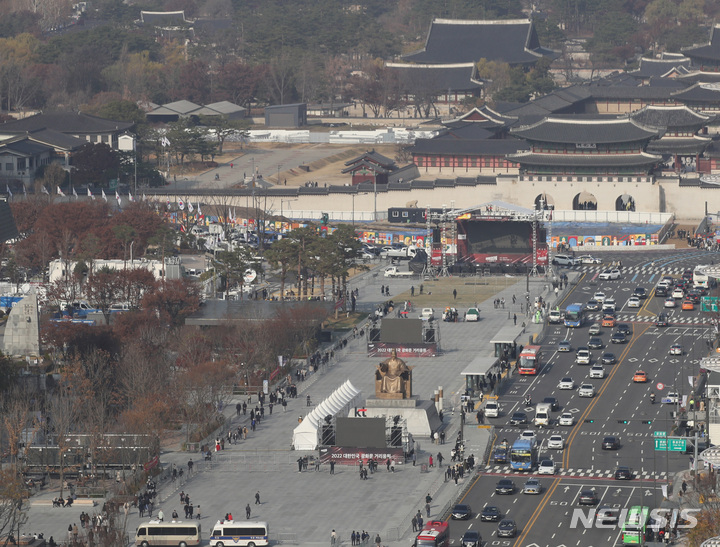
[455,205,547,265]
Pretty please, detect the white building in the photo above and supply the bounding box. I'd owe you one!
[48,257,183,283]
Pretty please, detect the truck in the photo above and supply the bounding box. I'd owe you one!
[534,403,553,428]
[386,245,418,261]
[548,309,563,324]
[383,266,415,278]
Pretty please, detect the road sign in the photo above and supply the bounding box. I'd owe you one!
[655,437,687,452]
[702,296,720,313]
[654,431,667,437]
[656,382,665,390]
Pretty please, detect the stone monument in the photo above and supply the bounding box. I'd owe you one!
[2,293,40,357]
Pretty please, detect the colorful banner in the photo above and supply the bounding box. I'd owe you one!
[367,342,438,358]
[550,234,655,247]
[318,446,405,466]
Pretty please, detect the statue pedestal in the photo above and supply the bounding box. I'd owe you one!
[364,398,441,437]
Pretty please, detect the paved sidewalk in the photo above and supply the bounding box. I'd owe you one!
[22,272,557,547]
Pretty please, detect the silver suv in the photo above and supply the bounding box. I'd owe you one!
[552,254,578,267]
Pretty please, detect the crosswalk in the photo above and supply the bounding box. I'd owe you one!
[584,312,710,324]
[578,265,690,275]
[482,464,667,480]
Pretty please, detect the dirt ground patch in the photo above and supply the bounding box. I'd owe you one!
[379,274,521,311]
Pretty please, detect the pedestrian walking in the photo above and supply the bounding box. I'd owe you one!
[426,502,431,517]
[514,314,517,325]
[411,286,415,296]
[351,531,357,546]
[411,515,418,532]
[682,480,688,494]
[330,461,335,474]
[246,504,251,519]
[453,289,457,300]
[331,530,337,546]
[255,491,261,504]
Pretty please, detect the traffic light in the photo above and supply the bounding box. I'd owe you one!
[618,420,629,424]
[584,419,594,423]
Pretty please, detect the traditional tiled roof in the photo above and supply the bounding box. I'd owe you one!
[647,137,711,155]
[682,25,720,63]
[403,18,555,65]
[0,112,133,134]
[676,70,720,83]
[412,137,529,156]
[386,63,483,93]
[341,160,392,175]
[344,150,396,168]
[701,139,720,158]
[510,115,661,144]
[20,129,86,150]
[507,151,662,167]
[670,82,720,101]
[628,57,692,79]
[388,164,420,183]
[437,124,495,140]
[629,105,714,130]
[0,139,50,155]
[444,105,517,126]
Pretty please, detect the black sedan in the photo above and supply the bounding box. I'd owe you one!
[601,352,617,365]
[451,504,472,520]
[509,412,528,426]
[497,519,517,538]
[610,332,626,344]
[495,478,516,494]
[602,436,619,450]
[615,466,633,480]
[655,313,669,327]
[578,489,599,505]
[542,397,559,411]
[588,337,603,349]
[633,287,647,299]
[616,324,632,336]
[480,505,502,522]
[461,530,481,547]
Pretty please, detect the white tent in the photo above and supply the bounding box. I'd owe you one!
[292,380,362,450]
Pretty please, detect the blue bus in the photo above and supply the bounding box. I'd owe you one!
[564,303,584,328]
[510,439,537,471]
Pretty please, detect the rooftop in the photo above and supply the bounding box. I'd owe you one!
[510,116,661,144]
[0,112,133,134]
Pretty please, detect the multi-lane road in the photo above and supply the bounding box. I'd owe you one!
[449,249,718,547]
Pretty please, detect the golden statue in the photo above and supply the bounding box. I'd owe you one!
[375,349,413,399]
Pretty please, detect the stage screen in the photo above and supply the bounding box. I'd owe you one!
[381,318,423,344]
[336,417,386,448]
[464,221,532,253]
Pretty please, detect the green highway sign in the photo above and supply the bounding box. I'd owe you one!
[701,296,720,313]
[655,437,687,452]
[654,431,667,438]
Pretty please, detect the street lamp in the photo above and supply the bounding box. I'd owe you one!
[373,171,377,222]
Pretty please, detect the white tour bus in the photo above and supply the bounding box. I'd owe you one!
[210,520,269,547]
[135,520,201,547]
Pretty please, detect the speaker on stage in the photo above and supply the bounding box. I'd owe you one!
[425,329,435,343]
[390,426,402,447]
[321,424,335,446]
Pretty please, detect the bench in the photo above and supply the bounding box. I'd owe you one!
[32,499,97,507]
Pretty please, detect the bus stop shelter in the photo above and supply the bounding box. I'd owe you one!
[461,354,499,395]
[490,324,527,358]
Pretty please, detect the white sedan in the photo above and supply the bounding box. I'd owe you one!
[662,392,679,404]
[579,255,602,264]
[547,434,564,450]
[520,430,538,446]
[627,296,641,308]
[664,297,676,308]
[589,365,605,379]
[558,377,575,390]
[593,292,607,303]
[579,384,595,398]
[672,288,685,299]
[559,412,575,426]
[669,344,683,355]
[538,459,556,475]
[598,269,621,280]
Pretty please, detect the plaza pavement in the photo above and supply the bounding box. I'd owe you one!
[25,269,558,547]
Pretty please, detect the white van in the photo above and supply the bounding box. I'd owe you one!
[534,403,552,428]
[484,401,499,418]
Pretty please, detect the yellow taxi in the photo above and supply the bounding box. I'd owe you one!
[602,315,616,328]
[682,299,694,311]
[633,370,648,383]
